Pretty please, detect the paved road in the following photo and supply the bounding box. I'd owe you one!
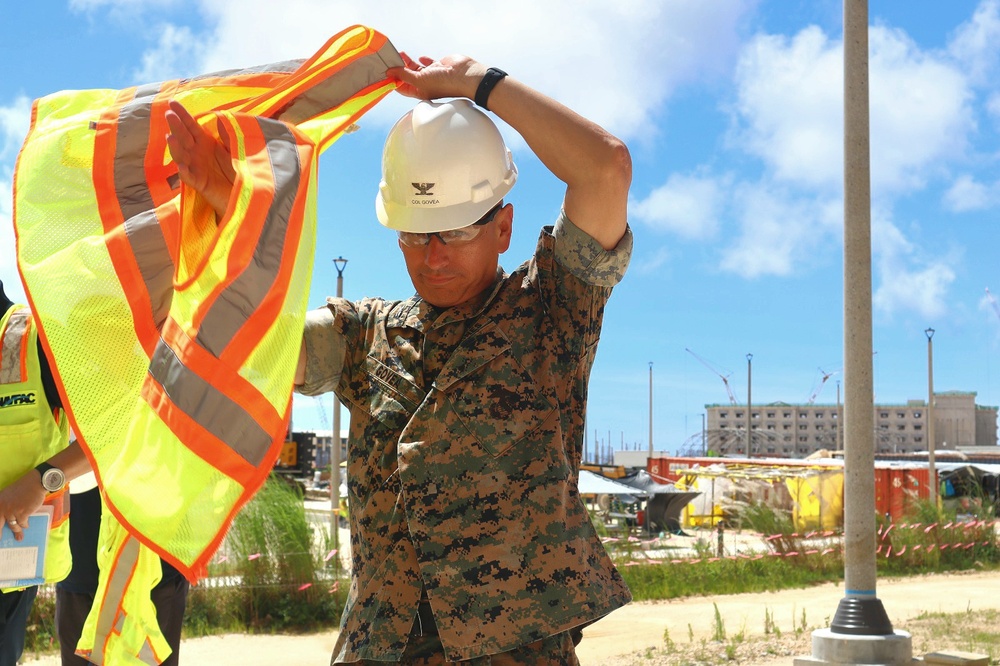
[22,570,1000,665]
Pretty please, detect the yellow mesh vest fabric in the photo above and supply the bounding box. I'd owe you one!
[0,307,71,590]
[13,25,401,664]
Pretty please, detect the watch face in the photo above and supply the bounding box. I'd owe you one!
[42,468,66,492]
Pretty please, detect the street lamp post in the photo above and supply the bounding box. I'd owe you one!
[746,353,753,457]
[330,256,348,571]
[648,362,653,460]
[836,380,843,451]
[926,327,936,507]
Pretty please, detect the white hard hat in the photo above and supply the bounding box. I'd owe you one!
[376,99,517,233]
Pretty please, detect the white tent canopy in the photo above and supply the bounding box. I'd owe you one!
[579,470,647,497]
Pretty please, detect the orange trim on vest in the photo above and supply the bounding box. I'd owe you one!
[159,316,285,436]
[44,487,70,527]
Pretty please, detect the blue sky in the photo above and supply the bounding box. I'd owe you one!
[2,1,999,456]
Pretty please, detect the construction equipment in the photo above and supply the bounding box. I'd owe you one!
[807,367,840,404]
[987,287,1000,323]
[686,348,738,405]
[272,399,327,477]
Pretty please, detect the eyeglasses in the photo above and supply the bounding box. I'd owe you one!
[397,202,502,248]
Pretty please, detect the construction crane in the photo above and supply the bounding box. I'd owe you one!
[314,395,331,431]
[686,348,738,405]
[987,287,1000,323]
[807,367,840,404]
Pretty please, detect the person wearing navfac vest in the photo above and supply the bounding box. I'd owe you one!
[166,50,633,665]
[0,280,91,666]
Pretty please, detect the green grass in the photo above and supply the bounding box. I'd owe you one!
[187,476,347,634]
[618,498,1000,600]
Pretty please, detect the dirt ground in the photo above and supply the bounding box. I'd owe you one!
[21,570,1000,665]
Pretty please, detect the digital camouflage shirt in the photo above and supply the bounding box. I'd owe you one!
[299,212,633,662]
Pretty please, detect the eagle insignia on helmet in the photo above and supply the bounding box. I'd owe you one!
[412,182,435,196]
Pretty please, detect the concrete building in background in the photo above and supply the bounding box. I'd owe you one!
[703,391,997,458]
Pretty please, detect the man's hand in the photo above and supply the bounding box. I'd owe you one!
[389,52,485,102]
[165,99,236,219]
[0,472,46,542]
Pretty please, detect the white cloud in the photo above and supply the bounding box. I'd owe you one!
[869,26,973,193]
[988,92,1000,119]
[0,177,23,304]
[947,0,1000,86]
[133,23,201,83]
[871,213,956,319]
[719,182,840,278]
[630,173,725,240]
[732,24,973,196]
[69,0,177,10]
[943,174,997,212]
[733,26,844,190]
[713,17,977,311]
[0,96,31,163]
[0,98,31,304]
[150,0,756,140]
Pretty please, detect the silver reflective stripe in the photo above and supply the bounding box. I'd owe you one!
[124,209,173,330]
[114,84,161,222]
[0,309,29,385]
[137,639,158,665]
[114,84,176,329]
[188,59,303,83]
[196,117,301,357]
[148,339,272,466]
[90,536,142,666]
[277,42,403,125]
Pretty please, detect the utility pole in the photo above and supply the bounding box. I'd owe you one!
[926,327,936,506]
[836,380,843,451]
[330,256,347,571]
[746,354,753,457]
[702,413,707,456]
[648,362,653,460]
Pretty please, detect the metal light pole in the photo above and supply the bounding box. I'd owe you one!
[702,413,707,456]
[836,380,843,452]
[926,327,936,506]
[746,353,753,457]
[648,362,653,460]
[330,256,347,569]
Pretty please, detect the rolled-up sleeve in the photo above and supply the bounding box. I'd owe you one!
[297,300,348,396]
[551,210,632,288]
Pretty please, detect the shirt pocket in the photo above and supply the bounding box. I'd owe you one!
[0,420,44,489]
[363,355,423,426]
[434,322,556,457]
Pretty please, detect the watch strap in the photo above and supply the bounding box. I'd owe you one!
[474,67,508,111]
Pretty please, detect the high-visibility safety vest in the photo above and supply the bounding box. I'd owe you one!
[14,25,402,664]
[0,306,71,590]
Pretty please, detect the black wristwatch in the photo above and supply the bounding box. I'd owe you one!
[36,462,66,493]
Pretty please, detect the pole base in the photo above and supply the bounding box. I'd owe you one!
[831,596,894,635]
[794,627,914,665]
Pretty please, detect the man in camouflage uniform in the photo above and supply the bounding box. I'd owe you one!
[168,50,633,665]
[299,52,633,665]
